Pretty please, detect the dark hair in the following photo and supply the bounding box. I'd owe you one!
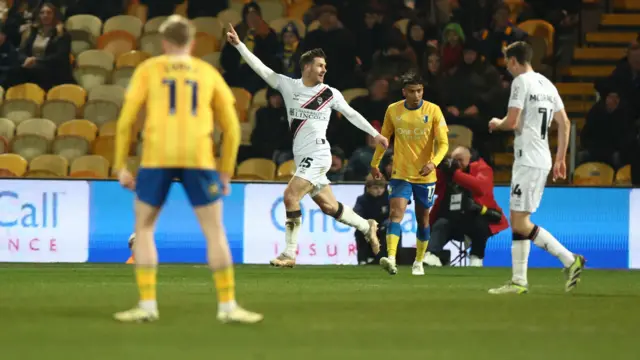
[401,71,423,87]
[299,48,326,69]
[504,41,533,65]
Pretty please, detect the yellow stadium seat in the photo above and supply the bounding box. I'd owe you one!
[573,47,627,61]
[6,83,45,105]
[447,125,473,149]
[47,84,87,108]
[202,52,221,70]
[29,154,69,177]
[68,30,95,56]
[236,158,276,180]
[285,0,313,19]
[231,87,252,122]
[573,162,615,185]
[555,83,595,97]
[493,152,514,167]
[23,169,61,178]
[70,155,110,178]
[16,118,57,141]
[493,169,512,184]
[394,18,410,35]
[92,136,115,165]
[0,118,16,141]
[144,16,168,34]
[104,15,143,39]
[88,85,126,108]
[99,121,117,138]
[342,88,368,104]
[97,30,137,58]
[192,17,224,39]
[217,9,242,27]
[65,14,102,38]
[260,1,286,23]
[586,32,637,45]
[193,32,219,57]
[562,66,615,78]
[73,66,110,90]
[600,13,640,26]
[517,19,554,57]
[116,50,151,69]
[52,135,91,163]
[276,159,296,181]
[0,99,40,125]
[77,49,115,71]
[139,32,163,56]
[11,134,50,162]
[252,88,268,108]
[0,153,28,176]
[58,119,98,143]
[41,100,78,125]
[615,164,631,186]
[0,137,6,154]
[269,17,306,38]
[83,100,120,127]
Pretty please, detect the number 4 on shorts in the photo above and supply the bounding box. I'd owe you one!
[511,184,522,197]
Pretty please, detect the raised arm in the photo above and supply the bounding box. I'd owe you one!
[226,23,280,89]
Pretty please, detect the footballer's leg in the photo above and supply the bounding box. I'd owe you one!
[311,185,380,255]
[271,176,313,267]
[186,170,262,324]
[411,183,436,276]
[379,180,410,275]
[114,168,172,323]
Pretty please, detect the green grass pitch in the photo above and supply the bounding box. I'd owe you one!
[1,264,638,360]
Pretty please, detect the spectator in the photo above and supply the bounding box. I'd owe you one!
[187,0,228,18]
[370,32,416,95]
[440,22,465,71]
[248,87,291,165]
[424,146,508,267]
[8,3,73,91]
[345,121,382,181]
[3,0,39,47]
[353,175,391,264]
[65,0,125,22]
[302,5,359,90]
[406,18,439,73]
[138,0,182,19]
[0,21,24,88]
[596,43,640,120]
[220,1,279,94]
[479,3,528,69]
[276,22,301,79]
[423,48,444,104]
[578,85,631,170]
[327,146,346,182]
[453,0,498,39]
[357,5,398,73]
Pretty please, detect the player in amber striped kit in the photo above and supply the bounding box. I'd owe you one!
[112,15,262,324]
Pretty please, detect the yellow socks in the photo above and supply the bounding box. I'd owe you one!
[135,266,157,303]
[213,266,236,308]
[415,227,430,262]
[386,222,402,259]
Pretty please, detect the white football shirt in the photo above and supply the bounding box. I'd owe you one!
[508,71,564,171]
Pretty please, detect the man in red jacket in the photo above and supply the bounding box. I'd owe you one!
[424,146,508,267]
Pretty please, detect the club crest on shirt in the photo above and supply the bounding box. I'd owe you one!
[423,115,429,123]
[317,97,323,105]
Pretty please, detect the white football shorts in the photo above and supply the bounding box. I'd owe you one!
[510,165,549,213]
[293,151,332,197]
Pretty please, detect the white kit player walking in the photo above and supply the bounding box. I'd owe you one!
[487,41,585,294]
[226,24,388,267]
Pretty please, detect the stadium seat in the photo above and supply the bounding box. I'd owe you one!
[97,30,137,58]
[23,169,61,178]
[307,20,320,32]
[217,9,242,27]
[342,88,368,104]
[600,13,640,27]
[139,32,163,56]
[0,99,39,125]
[236,158,276,180]
[73,66,111,90]
[0,118,16,141]
[93,136,116,165]
[11,134,50,162]
[193,32,219,57]
[77,49,115,71]
[0,153,28,176]
[0,85,4,103]
[68,30,95,56]
[58,119,98,143]
[201,52,221,70]
[98,121,117,137]
[615,164,631,186]
[285,0,312,19]
[252,88,268,108]
[269,17,306,38]
[16,118,57,141]
[231,87,252,122]
[447,125,473,149]
[89,85,126,108]
[0,136,7,154]
[555,83,595,97]
[573,162,615,185]
[65,14,102,39]
[562,66,615,78]
[192,17,224,39]
[493,169,512,184]
[112,67,134,88]
[573,47,627,61]
[276,159,296,181]
[517,19,554,58]
[29,154,69,177]
[83,100,120,127]
[52,135,91,163]
[6,83,45,105]
[70,155,110,178]
[116,50,151,69]
[144,16,168,34]
[47,84,87,108]
[394,18,409,35]
[493,152,514,167]
[41,100,78,126]
[586,32,637,45]
[104,15,143,39]
[260,1,286,23]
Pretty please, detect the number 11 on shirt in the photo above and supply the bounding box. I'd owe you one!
[163,78,199,115]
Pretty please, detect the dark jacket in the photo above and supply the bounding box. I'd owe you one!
[0,39,23,85]
[431,158,508,235]
[21,26,74,89]
[354,187,391,241]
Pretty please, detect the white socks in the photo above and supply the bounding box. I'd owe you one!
[511,240,531,286]
[218,300,237,313]
[139,300,158,312]
[532,227,575,268]
[336,205,370,234]
[284,216,301,258]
